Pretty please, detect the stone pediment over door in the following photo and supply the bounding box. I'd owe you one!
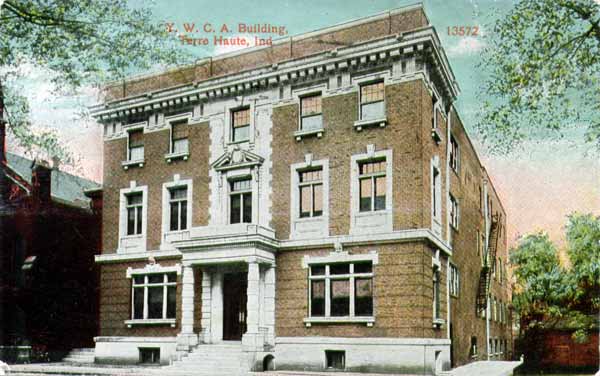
[211,147,264,172]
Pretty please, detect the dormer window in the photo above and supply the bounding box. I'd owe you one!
[300,94,322,131]
[128,130,144,161]
[359,81,385,120]
[231,107,250,142]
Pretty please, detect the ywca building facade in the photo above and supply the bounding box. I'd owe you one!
[91,5,512,375]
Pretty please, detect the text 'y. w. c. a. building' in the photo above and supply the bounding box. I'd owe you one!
[90,4,512,375]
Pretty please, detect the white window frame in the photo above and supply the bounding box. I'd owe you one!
[165,113,192,161]
[292,84,327,140]
[433,264,442,323]
[302,251,378,326]
[358,80,385,121]
[449,263,460,297]
[229,105,252,144]
[450,135,460,173]
[449,194,459,230]
[290,157,329,239]
[352,70,390,130]
[229,176,253,225]
[118,183,148,253]
[350,147,393,235]
[161,177,193,249]
[125,264,181,327]
[126,126,145,162]
[431,157,442,236]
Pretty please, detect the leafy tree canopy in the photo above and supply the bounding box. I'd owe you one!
[478,0,600,153]
[0,0,191,163]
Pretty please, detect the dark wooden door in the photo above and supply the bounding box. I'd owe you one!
[222,272,247,340]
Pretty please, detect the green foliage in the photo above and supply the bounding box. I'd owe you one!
[477,0,600,153]
[0,0,192,161]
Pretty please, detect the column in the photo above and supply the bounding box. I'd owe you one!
[200,269,212,343]
[176,265,198,351]
[243,260,262,350]
[264,265,276,346]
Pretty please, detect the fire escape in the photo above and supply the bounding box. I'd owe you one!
[476,213,502,314]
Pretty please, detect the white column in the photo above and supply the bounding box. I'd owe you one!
[176,265,198,351]
[200,269,212,343]
[242,260,263,350]
[264,265,276,346]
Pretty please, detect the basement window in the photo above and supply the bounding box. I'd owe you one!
[139,348,160,364]
[325,350,345,370]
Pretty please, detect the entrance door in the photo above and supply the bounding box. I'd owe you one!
[222,272,247,340]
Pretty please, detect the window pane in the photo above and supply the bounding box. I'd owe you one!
[170,202,179,231]
[359,178,372,212]
[313,184,323,216]
[360,82,384,103]
[232,179,251,192]
[230,194,241,224]
[330,264,350,275]
[232,125,249,142]
[354,262,372,274]
[301,114,322,131]
[374,176,386,211]
[242,193,252,223]
[310,265,325,276]
[300,169,322,183]
[128,193,143,205]
[167,286,176,319]
[170,187,187,200]
[147,286,163,319]
[173,138,188,153]
[301,95,321,116]
[300,185,311,218]
[310,280,325,317]
[129,146,144,161]
[167,273,177,283]
[133,275,144,285]
[232,108,250,127]
[148,274,163,284]
[355,278,373,316]
[133,287,144,319]
[361,101,385,120]
[129,130,144,147]
[172,122,188,140]
[330,279,350,316]
[180,203,187,230]
[127,207,136,235]
[136,206,143,234]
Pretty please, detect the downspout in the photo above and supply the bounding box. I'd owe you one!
[445,107,452,340]
[484,180,491,360]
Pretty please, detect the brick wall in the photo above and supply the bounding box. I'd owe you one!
[275,242,447,338]
[102,121,210,253]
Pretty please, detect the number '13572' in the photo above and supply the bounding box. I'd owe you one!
[447,26,479,36]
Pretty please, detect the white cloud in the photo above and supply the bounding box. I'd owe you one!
[447,37,486,57]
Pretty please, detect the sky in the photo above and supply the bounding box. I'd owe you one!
[5,0,599,249]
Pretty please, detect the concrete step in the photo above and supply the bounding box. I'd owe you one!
[167,343,246,375]
[61,348,95,363]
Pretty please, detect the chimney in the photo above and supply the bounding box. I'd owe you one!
[32,159,52,203]
[0,83,6,164]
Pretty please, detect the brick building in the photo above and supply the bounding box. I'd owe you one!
[90,5,512,374]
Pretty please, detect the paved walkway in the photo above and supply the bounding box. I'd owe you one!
[6,360,523,376]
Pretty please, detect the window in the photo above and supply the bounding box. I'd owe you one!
[432,166,441,219]
[449,264,460,297]
[325,350,345,370]
[433,266,441,320]
[170,120,189,154]
[309,262,373,318]
[358,160,386,212]
[230,178,252,224]
[139,348,160,364]
[300,94,322,131]
[231,107,250,142]
[432,95,438,130]
[169,187,188,231]
[470,337,478,358]
[299,169,323,218]
[126,193,143,235]
[360,81,385,120]
[450,136,459,172]
[128,129,144,161]
[450,194,459,229]
[131,273,177,320]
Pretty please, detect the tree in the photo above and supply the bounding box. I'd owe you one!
[477,0,600,153]
[0,0,191,162]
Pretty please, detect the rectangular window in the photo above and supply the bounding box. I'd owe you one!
[432,166,441,219]
[139,348,160,364]
[232,107,250,142]
[309,261,373,318]
[432,95,438,130]
[126,193,143,235]
[325,350,345,370]
[433,267,441,320]
[470,337,478,358]
[169,187,188,231]
[450,194,459,229]
[449,264,460,297]
[171,121,189,154]
[299,168,323,218]
[230,178,252,224]
[300,94,322,131]
[360,81,385,120]
[450,136,459,172]
[358,160,386,212]
[131,273,177,320]
[128,130,144,161]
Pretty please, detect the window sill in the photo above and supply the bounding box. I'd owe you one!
[433,318,445,328]
[353,117,387,131]
[227,139,250,146]
[294,128,324,141]
[121,234,143,240]
[303,316,375,327]
[125,319,176,328]
[355,209,390,217]
[165,151,189,163]
[122,159,145,170]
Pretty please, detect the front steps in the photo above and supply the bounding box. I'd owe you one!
[168,342,246,375]
[61,348,95,364]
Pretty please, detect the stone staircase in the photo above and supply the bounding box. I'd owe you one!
[61,348,95,363]
[167,342,247,375]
